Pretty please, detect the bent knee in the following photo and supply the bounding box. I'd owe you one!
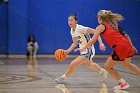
[84,62,91,67]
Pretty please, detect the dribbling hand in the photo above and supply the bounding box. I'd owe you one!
[74,47,84,52]
[64,50,68,55]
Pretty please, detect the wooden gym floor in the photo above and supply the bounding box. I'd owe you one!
[0,57,140,93]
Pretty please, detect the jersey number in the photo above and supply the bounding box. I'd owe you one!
[76,36,82,44]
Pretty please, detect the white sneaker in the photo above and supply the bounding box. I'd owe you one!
[114,82,129,90]
[100,69,108,82]
[55,84,65,89]
[55,77,65,83]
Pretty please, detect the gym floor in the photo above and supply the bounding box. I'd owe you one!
[0,57,140,93]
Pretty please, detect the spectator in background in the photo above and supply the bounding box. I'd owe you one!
[27,35,39,59]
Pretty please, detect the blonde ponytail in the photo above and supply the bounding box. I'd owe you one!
[97,10,124,23]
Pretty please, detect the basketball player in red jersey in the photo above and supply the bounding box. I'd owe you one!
[75,10,140,90]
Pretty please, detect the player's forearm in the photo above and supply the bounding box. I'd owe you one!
[83,33,99,50]
[67,43,77,53]
[83,38,97,51]
[97,35,103,45]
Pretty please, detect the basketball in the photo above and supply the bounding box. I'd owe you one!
[54,49,67,61]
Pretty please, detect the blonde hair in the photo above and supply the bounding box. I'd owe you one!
[97,10,124,23]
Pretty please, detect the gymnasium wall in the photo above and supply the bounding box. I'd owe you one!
[8,0,28,54]
[0,0,140,55]
[0,1,8,54]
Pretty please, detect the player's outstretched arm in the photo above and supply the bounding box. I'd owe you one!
[87,27,106,51]
[66,37,78,54]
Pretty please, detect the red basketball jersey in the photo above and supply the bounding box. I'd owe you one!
[101,22,127,48]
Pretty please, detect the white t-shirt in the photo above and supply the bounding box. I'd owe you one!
[70,24,95,55]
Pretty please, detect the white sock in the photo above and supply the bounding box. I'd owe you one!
[61,74,67,79]
[118,78,126,83]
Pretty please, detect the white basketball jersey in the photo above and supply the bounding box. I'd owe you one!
[70,24,95,55]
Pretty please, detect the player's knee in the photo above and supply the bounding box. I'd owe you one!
[84,62,91,67]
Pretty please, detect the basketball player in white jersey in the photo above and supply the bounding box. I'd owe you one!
[55,13,108,83]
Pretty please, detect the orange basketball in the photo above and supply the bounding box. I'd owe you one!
[54,49,67,61]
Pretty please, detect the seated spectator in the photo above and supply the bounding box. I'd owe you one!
[27,35,39,59]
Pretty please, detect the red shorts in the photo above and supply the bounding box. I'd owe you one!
[111,41,134,61]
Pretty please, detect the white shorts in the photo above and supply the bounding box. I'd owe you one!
[80,54,94,61]
[80,45,95,61]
